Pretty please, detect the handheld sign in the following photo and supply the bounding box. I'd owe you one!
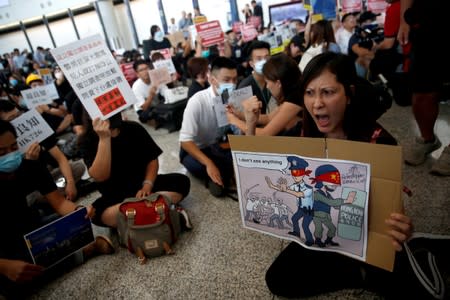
[50,34,137,120]
[10,109,54,153]
[153,59,177,75]
[149,67,171,85]
[20,83,59,109]
[24,207,94,269]
[195,20,224,47]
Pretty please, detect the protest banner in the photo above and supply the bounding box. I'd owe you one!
[119,62,137,85]
[311,0,337,20]
[341,0,363,13]
[20,83,59,109]
[195,20,224,48]
[367,0,388,13]
[10,109,54,153]
[232,21,244,33]
[240,24,258,42]
[50,34,137,120]
[194,15,207,25]
[229,135,403,272]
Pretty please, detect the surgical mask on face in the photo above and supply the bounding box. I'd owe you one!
[9,79,18,87]
[217,82,236,95]
[54,71,63,80]
[254,59,266,74]
[19,97,28,109]
[201,49,210,58]
[154,31,164,42]
[0,150,23,173]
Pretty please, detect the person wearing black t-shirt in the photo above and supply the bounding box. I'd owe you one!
[79,114,190,227]
[0,120,113,299]
[142,25,173,61]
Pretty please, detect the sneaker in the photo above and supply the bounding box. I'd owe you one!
[404,137,441,166]
[207,179,225,197]
[177,207,193,231]
[430,146,450,176]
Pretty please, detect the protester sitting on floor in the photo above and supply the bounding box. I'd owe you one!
[0,119,114,299]
[179,57,237,197]
[131,59,168,124]
[237,41,272,114]
[25,73,71,135]
[79,113,190,228]
[227,53,302,136]
[187,57,210,99]
[243,52,448,299]
[0,100,85,202]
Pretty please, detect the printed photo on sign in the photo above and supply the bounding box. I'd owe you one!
[38,68,54,85]
[232,151,370,262]
[50,34,137,120]
[24,207,94,269]
[10,109,54,153]
[20,83,59,109]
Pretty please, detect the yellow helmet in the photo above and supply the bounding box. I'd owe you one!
[25,73,43,85]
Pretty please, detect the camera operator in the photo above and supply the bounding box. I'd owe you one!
[348,11,382,78]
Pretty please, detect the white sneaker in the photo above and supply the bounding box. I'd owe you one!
[404,137,441,166]
[430,146,450,176]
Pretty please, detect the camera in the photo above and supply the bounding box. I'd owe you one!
[354,24,384,50]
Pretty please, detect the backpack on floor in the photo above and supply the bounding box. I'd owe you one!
[116,193,181,264]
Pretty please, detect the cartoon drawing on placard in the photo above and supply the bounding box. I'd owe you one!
[232,151,370,260]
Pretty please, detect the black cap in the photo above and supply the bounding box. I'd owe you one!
[358,11,380,23]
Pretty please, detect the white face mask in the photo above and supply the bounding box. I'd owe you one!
[254,59,266,75]
[154,31,164,42]
[54,71,63,80]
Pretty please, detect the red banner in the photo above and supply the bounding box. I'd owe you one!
[241,24,258,42]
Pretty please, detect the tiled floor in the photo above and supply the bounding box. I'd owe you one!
[29,100,450,300]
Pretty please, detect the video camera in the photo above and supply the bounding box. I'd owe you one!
[354,24,384,50]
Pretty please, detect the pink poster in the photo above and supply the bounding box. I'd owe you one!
[367,0,387,13]
[341,0,362,13]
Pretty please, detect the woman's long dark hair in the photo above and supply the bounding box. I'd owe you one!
[262,53,302,105]
[300,52,379,142]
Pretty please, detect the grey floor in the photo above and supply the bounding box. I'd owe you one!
[29,100,450,300]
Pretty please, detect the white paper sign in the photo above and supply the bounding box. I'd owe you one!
[213,95,229,128]
[50,34,137,120]
[20,83,59,109]
[149,68,171,85]
[10,109,54,153]
[228,86,253,112]
[153,59,177,74]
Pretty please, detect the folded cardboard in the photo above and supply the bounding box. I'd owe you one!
[228,135,403,272]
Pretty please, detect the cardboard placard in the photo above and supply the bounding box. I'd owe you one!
[228,135,403,272]
[341,0,363,13]
[50,34,137,120]
[167,31,185,48]
[367,0,388,14]
[10,109,54,153]
[20,83,59,109]
[195,20,224,48]
[241,24,258,42]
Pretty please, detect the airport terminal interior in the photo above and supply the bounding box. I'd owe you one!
[0,0,449,299]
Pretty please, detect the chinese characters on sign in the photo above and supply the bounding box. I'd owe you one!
[50,34,137,120]
[20,83,59,109]
[94,87,126,116]
[10,109,54,153]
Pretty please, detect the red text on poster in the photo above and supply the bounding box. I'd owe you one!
[94,87,126,116]
[195,20,224,48]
